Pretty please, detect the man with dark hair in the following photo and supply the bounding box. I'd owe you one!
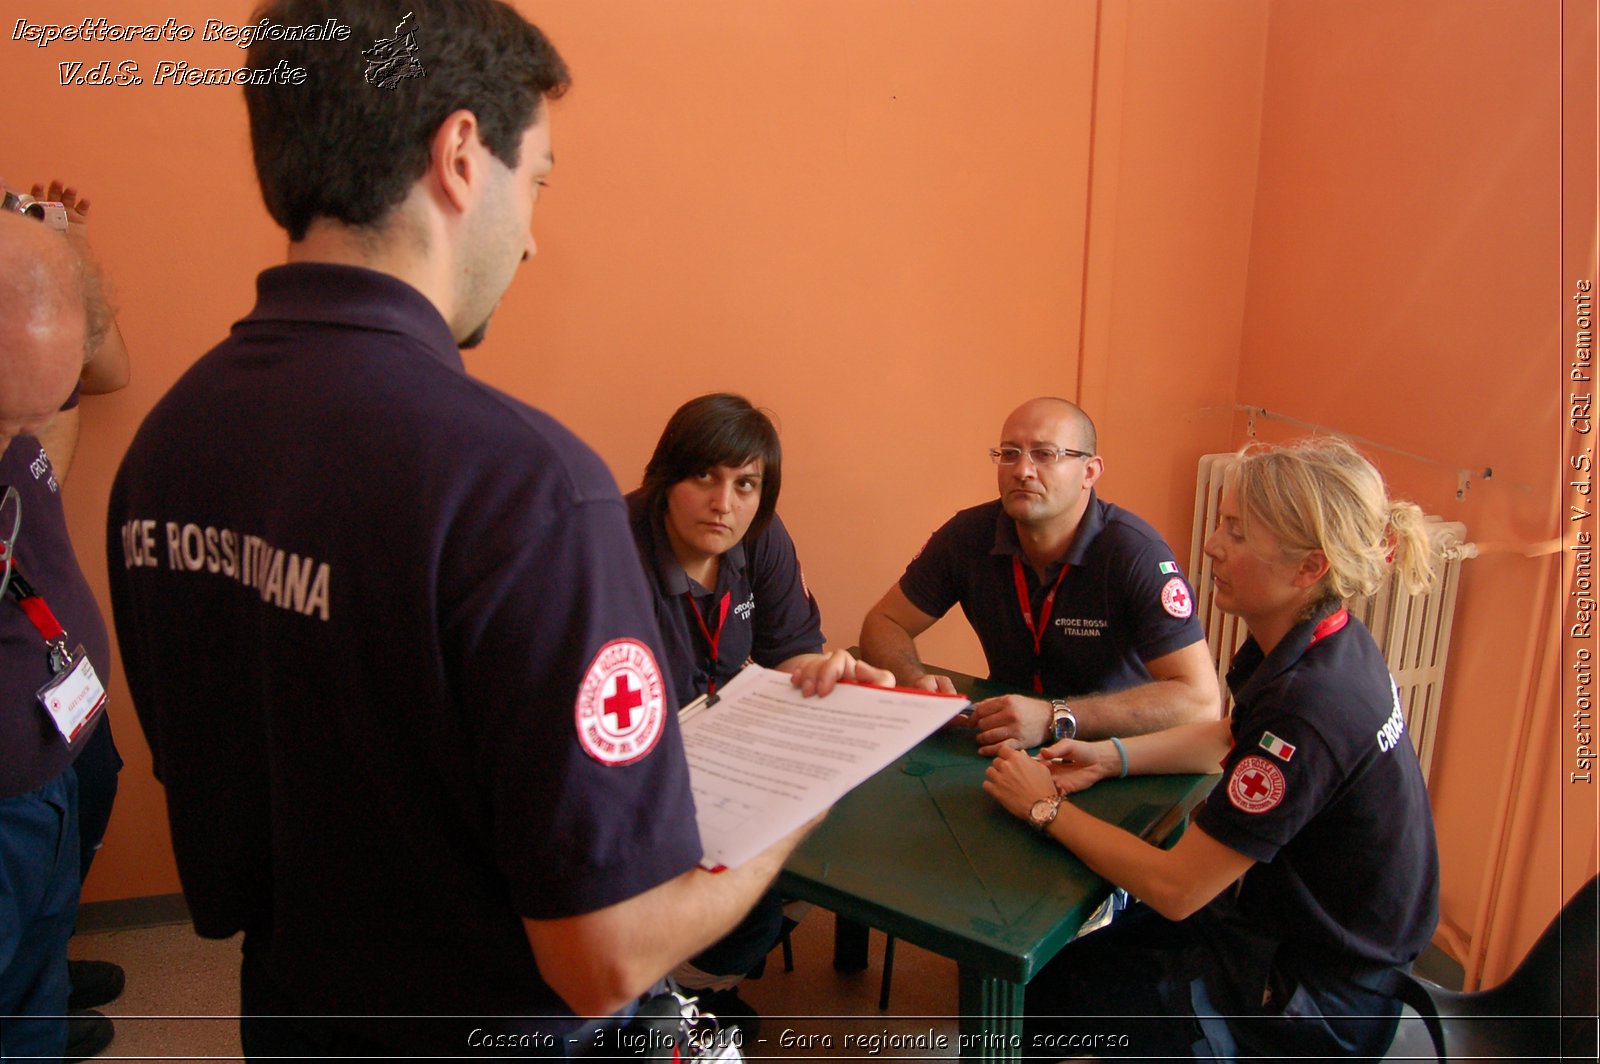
[860,397,1220,750]
[0,211,113,1061]
[245,0,569,246]
[106,3,806,1056]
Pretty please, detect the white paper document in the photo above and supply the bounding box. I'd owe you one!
[679,664,968,870]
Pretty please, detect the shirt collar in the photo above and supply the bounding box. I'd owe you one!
[989,491,1107,572]
[242,263,464,374]
[1227,598,1345,706]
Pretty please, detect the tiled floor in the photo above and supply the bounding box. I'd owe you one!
[71,907,966,1061]
[69,923,245,1062]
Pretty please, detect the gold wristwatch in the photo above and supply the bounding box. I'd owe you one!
[1029,791,1066,831]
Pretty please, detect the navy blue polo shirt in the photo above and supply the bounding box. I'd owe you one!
[0,437,108,797]
[1194,604,1440,975]
[106,264,702,1045]
[898,494,1203,694]
[627,492,824,704]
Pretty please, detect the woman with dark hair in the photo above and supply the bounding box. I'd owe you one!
[626,392,887,1026]
[629,393,882,701]
[985,437,1441,1060]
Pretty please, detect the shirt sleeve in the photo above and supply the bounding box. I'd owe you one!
[442,460,703,920]
[1194,688,1345,864]
[1111,532,1206,663]
[747,513,825,666]
[897,514,968,621]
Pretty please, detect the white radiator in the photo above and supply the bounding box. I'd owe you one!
[1187,453,1469,779]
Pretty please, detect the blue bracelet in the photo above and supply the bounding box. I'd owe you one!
[1109,736,1129,778]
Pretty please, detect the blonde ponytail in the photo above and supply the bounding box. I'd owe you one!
[1232,437,1438,604]
[1385,500,1437,597]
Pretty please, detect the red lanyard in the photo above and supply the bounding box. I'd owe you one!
[6,564,72,673]
[1306,607,1349,649]
[684,590,732,696]
[1011,556,1071,694]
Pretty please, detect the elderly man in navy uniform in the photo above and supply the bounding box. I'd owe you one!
[860,397,1220,750]
[105,2,807,1057]
[0,212,113,1060]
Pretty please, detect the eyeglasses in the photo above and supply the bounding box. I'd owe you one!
[0,486,18,601]
[988,447,1094,466]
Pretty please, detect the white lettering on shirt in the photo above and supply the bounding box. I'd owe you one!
[1054,616,1107,637]
[118,517,331,621]
[1376,681,1407,752]
[26,446,58,493]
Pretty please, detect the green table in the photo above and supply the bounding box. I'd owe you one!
[778,674,1218,1063]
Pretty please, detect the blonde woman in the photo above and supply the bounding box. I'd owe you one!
[986,438,1439,1060]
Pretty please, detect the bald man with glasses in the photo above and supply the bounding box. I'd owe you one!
[860,397,1220,752]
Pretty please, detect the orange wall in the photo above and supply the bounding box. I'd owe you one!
[511,0,1102,676]
[1078,0,1268,540]
[0,0,1581,988]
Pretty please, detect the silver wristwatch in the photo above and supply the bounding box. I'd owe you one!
[1050,699,1078,742]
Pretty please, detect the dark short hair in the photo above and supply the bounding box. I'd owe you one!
[245,0,570,240]
[639,394,784,544]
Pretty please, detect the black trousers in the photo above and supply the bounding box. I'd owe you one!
[1022,903,1401,1062]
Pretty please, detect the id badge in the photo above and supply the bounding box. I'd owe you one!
[37,646,107,745]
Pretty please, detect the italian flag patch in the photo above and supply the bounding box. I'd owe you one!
[1159,561,1180,575]
[1258,731,1296,762]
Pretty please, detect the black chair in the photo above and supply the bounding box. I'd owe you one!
[1385,874,1597,1062]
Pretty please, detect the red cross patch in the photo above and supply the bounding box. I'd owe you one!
[575,638,667,766]
[1227,755,1286,813]
[1160,576,1193,619]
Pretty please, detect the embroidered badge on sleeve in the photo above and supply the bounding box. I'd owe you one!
[575,638,667,766]
[1227,755,1286,813]
[1160,576,1193,619]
